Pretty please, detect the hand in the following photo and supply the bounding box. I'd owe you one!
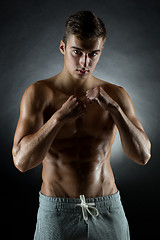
[58,95,86,122]
[86,86,116,111]
[85,86,100,103]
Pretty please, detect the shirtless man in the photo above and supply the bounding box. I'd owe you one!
[12,11,151,240]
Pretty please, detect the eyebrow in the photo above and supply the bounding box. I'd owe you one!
[71,46,100,53]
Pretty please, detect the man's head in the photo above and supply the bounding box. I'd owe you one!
[62,10,106,47]
[60,11,107,80]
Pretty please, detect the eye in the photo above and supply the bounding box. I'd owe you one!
[89,52,98,57]
[73,50,81,55]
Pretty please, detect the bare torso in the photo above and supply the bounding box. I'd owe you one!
[40,74,118,198]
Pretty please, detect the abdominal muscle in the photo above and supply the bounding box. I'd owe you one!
[41,144,118,198]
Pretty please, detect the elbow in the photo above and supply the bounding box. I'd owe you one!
[12,147,28,173]
[128,140,152,165]
[142,140,152,165]
[139,152,151,165]
[13,156,28,173]
[135,139,151,165]
[139,143,152,165]
[14,161,28,173]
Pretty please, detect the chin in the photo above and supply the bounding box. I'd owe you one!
[75,72,90,80]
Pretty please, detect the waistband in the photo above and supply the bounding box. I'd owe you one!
[38,191,121,213]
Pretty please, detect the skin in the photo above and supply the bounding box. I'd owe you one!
[12,34,151,198]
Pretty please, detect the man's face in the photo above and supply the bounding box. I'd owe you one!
[60,35,104,80]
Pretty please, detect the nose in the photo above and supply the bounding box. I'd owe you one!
[79,53,90,68]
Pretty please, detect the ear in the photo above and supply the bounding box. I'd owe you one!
[59,40,66,55]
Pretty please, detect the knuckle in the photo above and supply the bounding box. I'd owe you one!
[73,97,78,102]
[70,95,74,99]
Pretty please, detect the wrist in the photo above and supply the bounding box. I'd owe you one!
[98,91,120,112]
[55,109,67,125]
[108,101,120,114]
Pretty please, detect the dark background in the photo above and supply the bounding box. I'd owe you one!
[1,0,159,239]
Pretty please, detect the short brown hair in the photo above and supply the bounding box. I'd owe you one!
[63,10,107,46]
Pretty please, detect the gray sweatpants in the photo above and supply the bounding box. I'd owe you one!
[34,191,130,240]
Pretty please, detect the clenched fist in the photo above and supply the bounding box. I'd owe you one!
[59,95,86,122]
[86,86,116,111]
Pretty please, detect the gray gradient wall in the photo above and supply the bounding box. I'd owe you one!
[1,0,159,239]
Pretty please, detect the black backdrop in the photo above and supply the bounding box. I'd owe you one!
[1,0,160,239]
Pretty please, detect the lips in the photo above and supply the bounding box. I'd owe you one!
[77,69,89,74]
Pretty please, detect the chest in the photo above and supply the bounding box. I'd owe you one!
[43,95,115,139]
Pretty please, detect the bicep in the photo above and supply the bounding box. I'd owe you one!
[13,84,44,147]
[118,87,145,132]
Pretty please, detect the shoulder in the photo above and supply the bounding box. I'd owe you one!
[96,78,135,115]
[97,79,145,131]
[21,79,54,112]
[93,77,121,92]
[110,85,135,115]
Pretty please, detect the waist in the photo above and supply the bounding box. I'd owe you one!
[41,174,117,198]
[38,190,121,213]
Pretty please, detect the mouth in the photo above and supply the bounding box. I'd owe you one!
[77,69,89,74]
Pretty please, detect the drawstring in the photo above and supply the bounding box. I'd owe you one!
[76,195,99,224]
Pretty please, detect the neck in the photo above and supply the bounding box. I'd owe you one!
[56,66,94,96]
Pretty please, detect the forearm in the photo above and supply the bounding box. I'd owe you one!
[109,104,151,165]
[14,111,65,172]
